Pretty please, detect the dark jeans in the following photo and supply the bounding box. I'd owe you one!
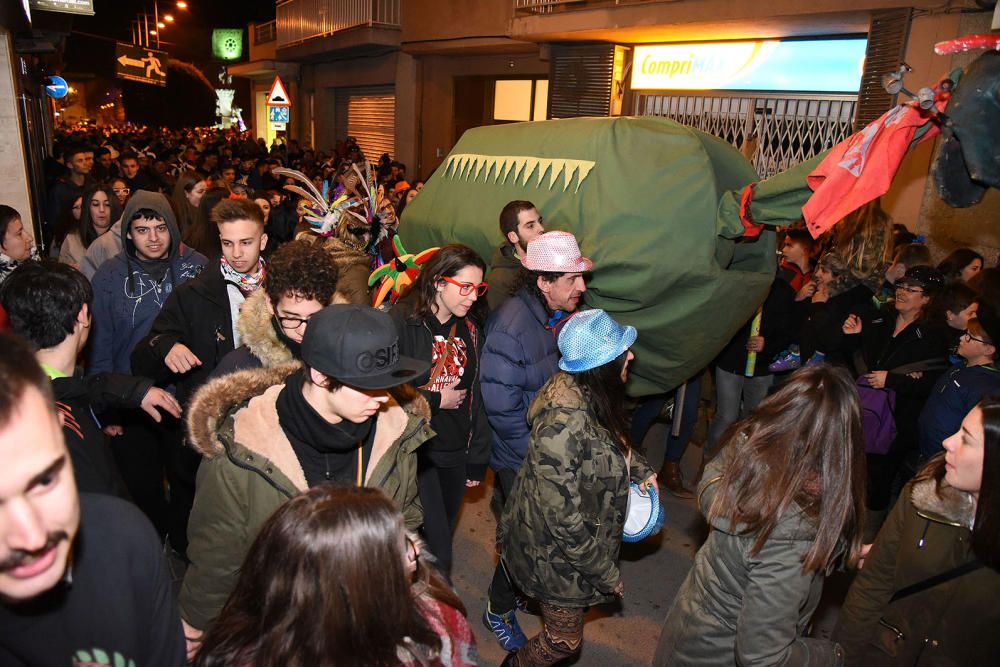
[168,431,201,558]
[489,467,520,613]
[630,373,703,465]
[110,412,174,539]
[417,455,467,578]
[706,368,773,458]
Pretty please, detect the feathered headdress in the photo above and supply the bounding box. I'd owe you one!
[272,163,383,239]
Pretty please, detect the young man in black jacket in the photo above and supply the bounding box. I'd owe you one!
[0,262,180,498]
[0,335,185,666]
[130,198,268,557]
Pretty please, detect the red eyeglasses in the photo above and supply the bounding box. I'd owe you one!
[442,276,489,296]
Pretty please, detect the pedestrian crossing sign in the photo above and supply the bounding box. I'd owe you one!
[268,106,289,123]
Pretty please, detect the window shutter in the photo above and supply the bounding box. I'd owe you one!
[855,9,912,131]
[548,43,615,119]
[334,85,396,159]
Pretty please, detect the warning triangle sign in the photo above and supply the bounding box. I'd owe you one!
[267,76,291,107]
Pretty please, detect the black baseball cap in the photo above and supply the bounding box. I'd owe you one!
[301,305,429,390]
[897,265,945,293]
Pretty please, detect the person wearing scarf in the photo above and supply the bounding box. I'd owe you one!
[131,198,269,561]
[212,239,340,377]
[0,205,38,287]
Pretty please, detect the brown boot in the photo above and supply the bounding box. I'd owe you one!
[660,462,694,499]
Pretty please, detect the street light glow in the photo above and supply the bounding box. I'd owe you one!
[176,1,188,9]
[149,29,157,35]
[157,22,165,28]
[164,14,174,22]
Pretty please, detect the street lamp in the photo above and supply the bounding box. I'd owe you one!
[176,1,188,9]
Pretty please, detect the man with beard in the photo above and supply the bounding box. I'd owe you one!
[486,201,546,311]
[0,335,185,666]
[479,231,591,651]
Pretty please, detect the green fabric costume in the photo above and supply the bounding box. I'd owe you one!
[400,116,818,394]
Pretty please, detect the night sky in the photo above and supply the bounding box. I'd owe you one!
[58,0,276,126]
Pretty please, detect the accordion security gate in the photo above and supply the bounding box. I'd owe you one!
[633,92,857,178]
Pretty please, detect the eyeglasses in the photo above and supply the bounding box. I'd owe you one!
[442,276,488,297]
[962,330,991,345]
[112,187,131,195]
[275,314,311,330]
[895,285,924,295]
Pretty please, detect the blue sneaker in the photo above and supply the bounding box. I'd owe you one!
[804,351,826,367]
[483,604,527,652]
[768,346,801,372]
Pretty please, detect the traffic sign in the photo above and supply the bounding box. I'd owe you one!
[268,106,289,123]
[271,122,287,131]
[45,76,69,99]
[267,75,291,107]
[115,42,168,87]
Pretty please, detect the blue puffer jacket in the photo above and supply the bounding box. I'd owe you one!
[89,191,207,375]
[481,288,563,471]
[917,361,1000,460]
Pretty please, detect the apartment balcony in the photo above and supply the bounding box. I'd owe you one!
[249,20,277,61]
[276,0,401,61]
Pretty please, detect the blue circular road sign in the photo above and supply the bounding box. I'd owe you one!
[45,76,69,99]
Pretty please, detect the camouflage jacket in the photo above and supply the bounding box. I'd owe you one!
[500,372,654,607]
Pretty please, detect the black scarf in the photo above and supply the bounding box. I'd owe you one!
[135,256,171,282]
[276,369,374,487]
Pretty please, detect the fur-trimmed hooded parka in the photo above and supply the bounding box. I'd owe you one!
[178,363,434,630]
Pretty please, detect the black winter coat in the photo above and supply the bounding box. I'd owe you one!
[53,371,152,497]
[715,277,795,376]
[390,298,491,480]
[130,266,237,405]
[799,284,876,366]
[842,306,949,452]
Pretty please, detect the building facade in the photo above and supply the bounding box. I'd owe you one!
[233,0,998,256]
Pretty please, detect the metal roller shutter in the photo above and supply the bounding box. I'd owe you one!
[333,85,396,160]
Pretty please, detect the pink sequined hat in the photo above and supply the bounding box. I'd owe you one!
[521,231,593,273]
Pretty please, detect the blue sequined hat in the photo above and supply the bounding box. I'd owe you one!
[558,309,637,373]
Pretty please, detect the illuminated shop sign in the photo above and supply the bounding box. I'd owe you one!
[631,39,867,93]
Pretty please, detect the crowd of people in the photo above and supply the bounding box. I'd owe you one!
[0,125,998,666]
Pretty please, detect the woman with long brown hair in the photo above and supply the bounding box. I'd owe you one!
[172,171,208,237]
[653,364,866,666]
[500,309,655,666]
[58,185,122,269]
[182,186,230,262]
[835,398,1000,665]
[390,244,491,580]
[193,485,477,666]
